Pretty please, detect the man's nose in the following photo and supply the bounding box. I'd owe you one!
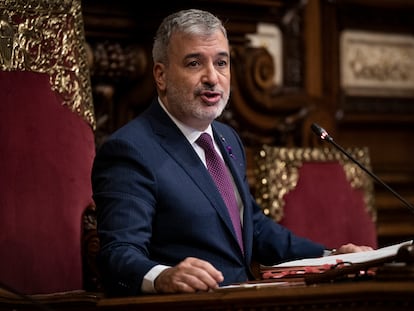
[201,63,219,85]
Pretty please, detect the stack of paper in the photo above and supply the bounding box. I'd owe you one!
[261,240,412,281]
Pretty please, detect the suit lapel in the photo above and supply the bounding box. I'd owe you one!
[146,101,237,239]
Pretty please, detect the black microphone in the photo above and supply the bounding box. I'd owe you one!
[311,123,414,214]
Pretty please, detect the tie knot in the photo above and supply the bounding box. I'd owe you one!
[196,133,214,151]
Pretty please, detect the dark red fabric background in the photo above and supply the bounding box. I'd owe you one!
[280,162,378,250]
[0,71,95,294]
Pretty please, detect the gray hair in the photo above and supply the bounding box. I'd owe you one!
[152,9,228,64]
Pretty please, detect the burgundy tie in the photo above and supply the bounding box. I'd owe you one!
[196,133,244,252]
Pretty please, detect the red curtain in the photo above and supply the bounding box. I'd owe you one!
[0,71,95,294]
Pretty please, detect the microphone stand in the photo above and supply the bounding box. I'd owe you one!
[311,123,414,215]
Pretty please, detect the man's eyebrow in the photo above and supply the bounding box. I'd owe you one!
[184,53,202,60]
[217,51,230,58]
[184,51,229,60]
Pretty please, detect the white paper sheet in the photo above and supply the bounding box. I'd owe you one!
[268,240,412,268]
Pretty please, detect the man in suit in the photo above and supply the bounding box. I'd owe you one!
[91,8,372,297]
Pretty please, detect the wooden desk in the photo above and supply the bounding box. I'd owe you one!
[2,280,414,311]
[98,280,414,311]
[0,289,102,311]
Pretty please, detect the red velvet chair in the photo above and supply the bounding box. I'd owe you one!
[254,146,378,250]
[0,0,96,294]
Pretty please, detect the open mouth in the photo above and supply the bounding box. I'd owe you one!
[200,91,221,104]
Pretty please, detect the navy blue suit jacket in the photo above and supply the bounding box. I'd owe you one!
[91,99,325,296]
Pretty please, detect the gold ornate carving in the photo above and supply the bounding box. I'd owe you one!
[254,146,376,222]
[0,0,95,129]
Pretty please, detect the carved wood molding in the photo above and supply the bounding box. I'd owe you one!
[225,45,312,147]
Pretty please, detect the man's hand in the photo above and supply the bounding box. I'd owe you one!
[332,243,373,255]
[154,257,224,293]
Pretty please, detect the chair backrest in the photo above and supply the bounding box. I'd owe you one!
[254,146,378,249]
[0,0,95,294]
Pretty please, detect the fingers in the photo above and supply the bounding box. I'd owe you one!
[334,243,374,254]
[154,257,224,294]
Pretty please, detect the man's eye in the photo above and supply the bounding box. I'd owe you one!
[217,60,228,67]
[188,61,199,67]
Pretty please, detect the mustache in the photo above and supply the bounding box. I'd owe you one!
[194,86,223,96]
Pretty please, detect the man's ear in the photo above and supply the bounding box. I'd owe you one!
[153,63,166,91]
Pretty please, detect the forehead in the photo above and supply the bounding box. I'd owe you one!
[169,30,229,57]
